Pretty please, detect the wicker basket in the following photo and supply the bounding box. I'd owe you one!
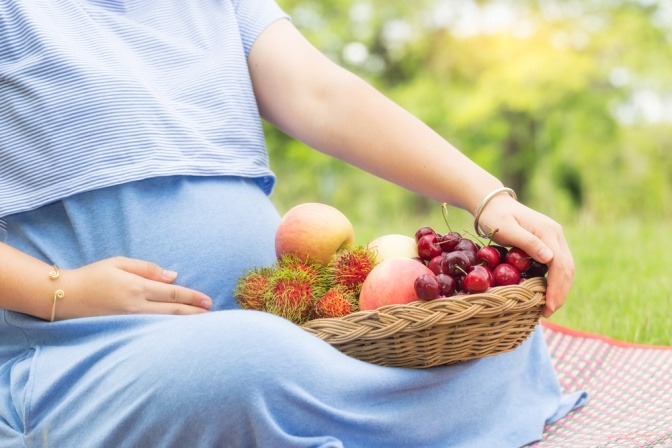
[301,276,546,368]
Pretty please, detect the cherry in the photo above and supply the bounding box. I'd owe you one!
[454,276,464,293]
[492,245,508,263]
[441,251,472,277]
[505,247,532,272]
[436,274,457,297]
[460,250,478,267]
[454,238,480,253]
[462,265,491,294]
[493,263,521,286]
[409,226,548,299]
[415,226,437,242]
[417,234,443,261]
[485,265,495,286]
[476,246,501,270]
[487,266,496,287]
[437,232,461,252]
[414,274,440,301]
[427,255,444,275]
[521,260,549,278]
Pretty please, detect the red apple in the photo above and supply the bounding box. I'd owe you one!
[359,258,434,310]
[275,203,354,265]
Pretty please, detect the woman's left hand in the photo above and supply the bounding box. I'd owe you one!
[475,193,575,318]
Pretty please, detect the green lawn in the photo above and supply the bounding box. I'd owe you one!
[550,219,671,346]
[352,212,671,346]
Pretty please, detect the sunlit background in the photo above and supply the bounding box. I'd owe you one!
[267,0,672,344]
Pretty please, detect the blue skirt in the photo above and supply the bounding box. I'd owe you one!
[0,176,586,448]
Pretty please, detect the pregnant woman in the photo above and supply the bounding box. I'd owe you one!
[0,1,583,447]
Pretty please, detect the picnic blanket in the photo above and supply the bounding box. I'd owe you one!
[529,321,672,447]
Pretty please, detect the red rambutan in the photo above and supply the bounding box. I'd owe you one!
[265,267,323,324]
[327,245,376,296]
[277,253,328,285]
[312,287,357,319]
[234,267,274,311]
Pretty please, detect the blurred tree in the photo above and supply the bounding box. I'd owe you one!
[266,0,672,228]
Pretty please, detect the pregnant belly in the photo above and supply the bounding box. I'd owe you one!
[5,176,281,311]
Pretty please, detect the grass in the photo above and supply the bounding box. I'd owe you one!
[550,218,671,346]
[350,210,671,346]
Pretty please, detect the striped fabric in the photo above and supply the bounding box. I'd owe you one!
[0,0,289,232]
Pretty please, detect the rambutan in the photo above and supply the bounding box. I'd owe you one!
[278,253,321,274]
[234,267,274,311]
[265,266,323,324]
[277,253,331,289]
[312,287,357,319]
[327,245,376,296]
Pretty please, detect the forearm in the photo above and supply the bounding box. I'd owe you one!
[0,241,214,320]
[283,70,502,212]
[0,241,58,320]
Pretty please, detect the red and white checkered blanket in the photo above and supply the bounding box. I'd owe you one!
[529,321,672,447]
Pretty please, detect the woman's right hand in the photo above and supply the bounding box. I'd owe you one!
[54,257,212,320]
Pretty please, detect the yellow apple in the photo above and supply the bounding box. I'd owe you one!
[275,203,355,265]
[366,233,419,264]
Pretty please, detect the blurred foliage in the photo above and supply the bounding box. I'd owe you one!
[266,0,672,237]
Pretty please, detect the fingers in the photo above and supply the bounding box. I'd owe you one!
[146,301,212,316]
[542,232,575,318]
[111,256,178,283]
[144,281,213,311]
[482,207,575,318]
[109,257,213,313]
[504,221,574,317]
[493,219,555,265]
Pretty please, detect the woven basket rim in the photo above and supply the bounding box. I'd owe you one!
[300,277,547,368]
[303,276,546,325]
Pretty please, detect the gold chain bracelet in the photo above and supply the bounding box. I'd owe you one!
[48,265,65,322]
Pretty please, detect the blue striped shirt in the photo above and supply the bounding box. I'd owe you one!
[0,0,288,231]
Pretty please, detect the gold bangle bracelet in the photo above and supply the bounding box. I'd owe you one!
[473,187,517,238]
[48,265,65,322]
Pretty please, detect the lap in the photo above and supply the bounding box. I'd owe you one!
[3,310,569,448]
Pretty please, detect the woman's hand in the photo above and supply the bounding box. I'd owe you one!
[476,194,575,318]
[53,257,212,320]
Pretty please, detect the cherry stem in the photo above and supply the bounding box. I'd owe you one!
[462,229,484,243]
[487,228,499,245]
[441,203,453,232]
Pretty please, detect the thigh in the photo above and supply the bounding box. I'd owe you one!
[22,311,348,447]
[20,311,572,448]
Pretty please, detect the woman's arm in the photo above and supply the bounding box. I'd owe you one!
[0,242,212,320]
[248,20,501,213]
[248,19,574,317]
